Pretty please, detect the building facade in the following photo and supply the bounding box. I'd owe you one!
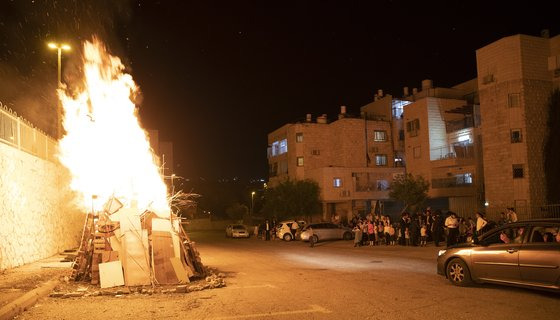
[267,108,405,222]
[476,33,560,219]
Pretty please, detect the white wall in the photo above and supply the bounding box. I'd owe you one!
[0,143,83,270]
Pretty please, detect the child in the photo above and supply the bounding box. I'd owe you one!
[420,224,427,246]
[388,224,396,245]
[405,227,410,246]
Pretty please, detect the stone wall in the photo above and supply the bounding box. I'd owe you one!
[0,142,83,270]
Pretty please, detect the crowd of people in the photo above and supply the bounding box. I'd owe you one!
[348,207,521,248]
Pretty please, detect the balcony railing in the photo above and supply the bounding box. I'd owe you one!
[430,144,474,161]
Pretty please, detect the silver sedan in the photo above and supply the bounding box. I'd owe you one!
[437,219,560,292]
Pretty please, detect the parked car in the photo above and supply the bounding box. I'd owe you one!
[437,219,560,292]
[225,224,250,238]
[276,220,306,241]
[299,223,353,242]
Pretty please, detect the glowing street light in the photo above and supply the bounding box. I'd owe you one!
[251,191,256,216]
[48,42,71,138]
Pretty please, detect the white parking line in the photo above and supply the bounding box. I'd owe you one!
[224,284,277,289]
[210,305,332,319]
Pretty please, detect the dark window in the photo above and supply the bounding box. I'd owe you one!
[513,164,524,178]
[511,129,522,143]
[399,130,405,141]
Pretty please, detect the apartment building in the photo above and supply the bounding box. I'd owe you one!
[476,32,560,219]
[267,108,405,221]
[401,79,484,216]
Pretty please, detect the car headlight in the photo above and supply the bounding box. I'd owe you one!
[438,249,447,257]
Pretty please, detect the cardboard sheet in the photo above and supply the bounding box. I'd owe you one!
[99,261,125,288]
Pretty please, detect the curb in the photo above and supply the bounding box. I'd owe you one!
[0,279,59,320]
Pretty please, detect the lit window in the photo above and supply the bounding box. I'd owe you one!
[508,93,521,108]
[279,139,288,154]
[513,164,524,178]
[459,173,473,184]
[413,146,421,159]
[375,154,387,166]
[296,132,303,143]
[374,130,387,142]
[333,178,342,188]
[376,180,389,191]
[297,157,304,167]
[511,129,522,143]
[394,157,404,167]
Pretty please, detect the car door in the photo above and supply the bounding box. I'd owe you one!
[470,226,524,282]
[519,224,560,286]
[325,223,340,240]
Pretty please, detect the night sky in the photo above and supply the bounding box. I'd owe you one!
[0,1,557,181]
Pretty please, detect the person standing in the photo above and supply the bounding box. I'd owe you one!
[309,226,316,247]
[290,221,299,239]
[445,212,459,247]
[399,212,409,246]
[409,214,420,246]
[353,223,362,247]
[265,219,271,241]
[432,210,443,247]
[475,211,488,239]
[507,207,518,223]
[420,224,427,246]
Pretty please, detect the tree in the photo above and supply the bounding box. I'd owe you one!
[262,179,321,221]
[225,203,248,221]
[389,173,429,213]
[544,88,560,204]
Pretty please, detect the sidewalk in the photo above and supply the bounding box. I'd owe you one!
[0,253,73,320]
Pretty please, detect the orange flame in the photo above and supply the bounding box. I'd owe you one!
[57,38,170,216]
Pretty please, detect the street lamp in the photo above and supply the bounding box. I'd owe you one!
[251,191,256,216]
[48,42,71,139]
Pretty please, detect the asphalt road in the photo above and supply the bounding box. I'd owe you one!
[18,231,559,320]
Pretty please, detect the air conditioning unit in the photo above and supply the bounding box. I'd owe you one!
[482,74,494,84]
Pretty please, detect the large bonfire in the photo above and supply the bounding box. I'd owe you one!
[57,38,203,288]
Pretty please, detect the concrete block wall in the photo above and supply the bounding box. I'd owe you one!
[0,143,83,270]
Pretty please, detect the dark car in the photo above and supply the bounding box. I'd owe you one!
[437,219,560,292]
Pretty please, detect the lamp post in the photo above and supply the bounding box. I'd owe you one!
[48,42,70,139]
[251,191,256,216]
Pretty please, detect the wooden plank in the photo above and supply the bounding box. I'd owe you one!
[152,231,178,284]
[169,257,190,283]
[120,215,151,286]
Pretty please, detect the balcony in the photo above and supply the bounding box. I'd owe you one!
[430,144,475,168]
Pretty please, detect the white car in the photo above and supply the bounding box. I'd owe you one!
[299,223,353,242]
[276,220,306,241]
[225,224,250,238]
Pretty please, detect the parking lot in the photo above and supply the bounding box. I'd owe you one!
[18,231,559,320]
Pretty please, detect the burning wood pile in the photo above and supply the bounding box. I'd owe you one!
[72,197,205,288]
[53,38,210,290]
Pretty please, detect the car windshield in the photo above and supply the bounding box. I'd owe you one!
[233,225,245,230]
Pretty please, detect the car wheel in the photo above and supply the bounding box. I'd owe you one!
[446,258,472,286]
[311,235,319,243]
[343,232,352,240]
[283,233,293,241]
